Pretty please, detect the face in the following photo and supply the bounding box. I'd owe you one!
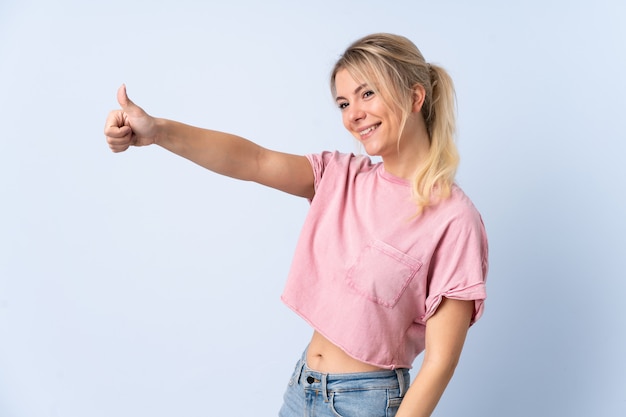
[334,68,403,159]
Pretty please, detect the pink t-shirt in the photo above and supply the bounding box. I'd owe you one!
[281,151,488,369]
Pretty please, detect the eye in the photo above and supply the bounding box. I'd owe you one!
[338,101,349,110]
[363,90,375,99]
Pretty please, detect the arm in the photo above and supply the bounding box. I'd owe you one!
[104,85,315,199]
[396,297,474,417]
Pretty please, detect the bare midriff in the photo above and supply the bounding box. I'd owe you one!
[306,330,385,373]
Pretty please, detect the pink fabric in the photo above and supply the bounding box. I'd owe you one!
[281,151,488,369]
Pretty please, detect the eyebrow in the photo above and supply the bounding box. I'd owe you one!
[335,83,368,103]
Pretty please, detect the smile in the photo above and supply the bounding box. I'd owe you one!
[359,123,381,136]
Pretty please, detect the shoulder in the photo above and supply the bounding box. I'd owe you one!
[307,151,376,184]
[424,184,488,250]
[307,151,373,168]
[431,185,484,223]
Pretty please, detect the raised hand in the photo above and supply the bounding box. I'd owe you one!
[104,85,159,152]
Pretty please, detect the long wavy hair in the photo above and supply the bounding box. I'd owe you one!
[330,33,459,212]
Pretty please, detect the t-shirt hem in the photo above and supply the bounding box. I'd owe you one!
[280,295,411,370]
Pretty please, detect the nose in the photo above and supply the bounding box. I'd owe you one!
[346,103,366,124]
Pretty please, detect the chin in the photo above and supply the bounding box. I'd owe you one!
[361,147,376,157]
[362,144,383,157]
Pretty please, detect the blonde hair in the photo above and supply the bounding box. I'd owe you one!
[330,33,459,212]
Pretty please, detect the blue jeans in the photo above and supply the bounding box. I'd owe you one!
[279,350,410,417]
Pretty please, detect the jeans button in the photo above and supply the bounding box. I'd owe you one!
[306,376,315,384]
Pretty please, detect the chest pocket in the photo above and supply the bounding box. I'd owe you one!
[346,240,422,308]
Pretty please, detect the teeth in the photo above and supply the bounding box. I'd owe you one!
[360,124,379,135]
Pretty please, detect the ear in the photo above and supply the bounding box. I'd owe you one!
[411,84,426,113]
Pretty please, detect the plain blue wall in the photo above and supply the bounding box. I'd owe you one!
[1,1,625,416]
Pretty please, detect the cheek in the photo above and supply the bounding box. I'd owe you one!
[341,114,351,131]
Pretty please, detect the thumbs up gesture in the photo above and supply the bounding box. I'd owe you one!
[104,85,158,152]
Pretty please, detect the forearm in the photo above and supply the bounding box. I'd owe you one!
[396,361,456,417]
[154,118,264,181]
[396,298,474,417]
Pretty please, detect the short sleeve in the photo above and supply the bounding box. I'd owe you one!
[422,208,489,325]
[306,151,372,198]
[306,151,335,191]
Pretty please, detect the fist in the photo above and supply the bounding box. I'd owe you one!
[104,85,157,152]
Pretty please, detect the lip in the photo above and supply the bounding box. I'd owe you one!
[358,122,381,139]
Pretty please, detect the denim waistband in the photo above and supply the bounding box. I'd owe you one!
[292,349,410,401]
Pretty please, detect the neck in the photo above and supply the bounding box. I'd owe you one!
[382,120,430,180]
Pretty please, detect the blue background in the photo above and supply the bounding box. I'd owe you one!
[1,1,625,416]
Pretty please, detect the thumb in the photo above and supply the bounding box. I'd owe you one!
[116,84,138,112]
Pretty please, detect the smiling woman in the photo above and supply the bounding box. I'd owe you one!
[104,33,488,417]
[330,33,459,213]
[333,68,432,182]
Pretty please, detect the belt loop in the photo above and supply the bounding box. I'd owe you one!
[294,357,305,385]
[321,373,329,402]
[395,369,407,397]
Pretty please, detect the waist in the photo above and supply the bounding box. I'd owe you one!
[306,330,385,373]
[293,349,410,396]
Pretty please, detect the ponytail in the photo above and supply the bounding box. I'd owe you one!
[412,64,459,212]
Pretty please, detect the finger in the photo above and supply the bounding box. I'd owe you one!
[109,143,131,153]
[116,84,140,113]
[104,124,132,138]
[116,84,128,107]
[106,133,132,153]
[106,133,132,146]
[103,111,132,136]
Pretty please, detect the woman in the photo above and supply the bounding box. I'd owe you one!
[105,33,488,417]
